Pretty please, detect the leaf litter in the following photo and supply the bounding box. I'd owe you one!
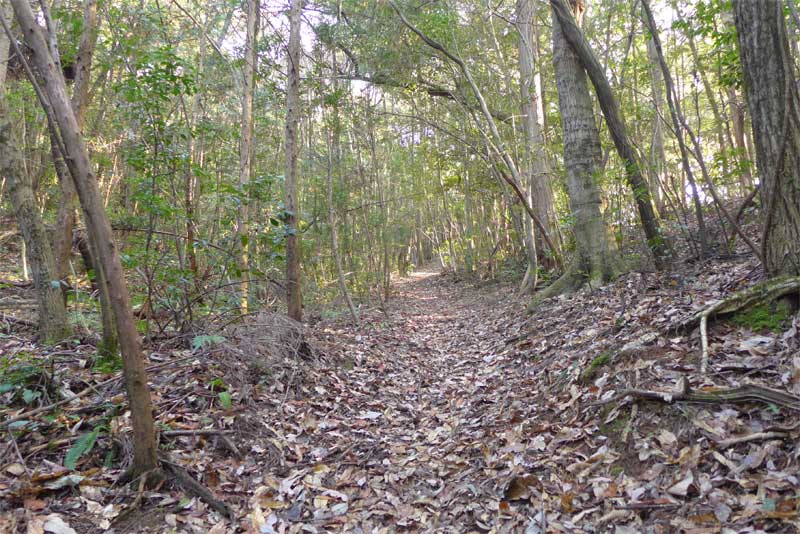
[2,252,800,532]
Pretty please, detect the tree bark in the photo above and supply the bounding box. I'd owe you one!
[550,0,671,269]
[549,0,618,290]
[0,101,69,343]
[285,0,303,321]
[47,0,116,355]
[516,0,558,277]
[645,37,666,214]
[733,0,800,277]
[237,0,258,314]
[53,0,98,281]
[10,0,159,476]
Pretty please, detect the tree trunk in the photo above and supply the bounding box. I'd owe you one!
[48,0,116,355]
[549,0,618,291]
[550,0,670,269]
[516,0,558,272]
[728,87,753,191]
[53,0,97,281]
[389,0,562,269]
[285,0,303,321]
[326,53,358,324]
[641,0,709,258]
[0,100,69,343]
[237,0,258,315]
[733,0,800,277]
[645,37,666,214]
[11,0,159,476]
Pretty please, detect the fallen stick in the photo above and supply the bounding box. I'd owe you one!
[0,313,36,328]
[716,431,790,448]
[161,429,233,437]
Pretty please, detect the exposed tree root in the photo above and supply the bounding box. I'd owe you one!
[116,457,232,519]
[163,460,233,519]
[528,265,582,310]
[590,382,800,411]
[528,259,620,310]
[671,276,800,372]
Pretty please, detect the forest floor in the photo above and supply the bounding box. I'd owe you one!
[2,236,800,532]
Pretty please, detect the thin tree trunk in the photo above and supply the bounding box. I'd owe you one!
[389,0,562,269]
[285,0,303,321]
[10,0,159,476]
[517,0,556,282]
[53,0,97,281]
[646,37,666,214]
[641,0,708,258]
[47,0,116,355]
[237,0,258,314]
[728,87,754,191]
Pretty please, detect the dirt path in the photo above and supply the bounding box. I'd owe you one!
[248,271,544,532]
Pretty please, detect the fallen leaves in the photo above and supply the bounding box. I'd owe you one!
[3,253,800,532]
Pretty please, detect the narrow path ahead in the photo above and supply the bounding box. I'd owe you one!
[251,272,548,532]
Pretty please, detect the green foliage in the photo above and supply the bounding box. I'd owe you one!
[192,335,226,352]
[0,352,48,406]
[92,352,123,374]
[218,391,233,410]
[65,427,101,471]
[581,352,612,382]
[730,302,791,333]
[208,377,226,392]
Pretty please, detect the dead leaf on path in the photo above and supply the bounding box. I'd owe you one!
[738,336,774,356]
[667,471,694,497]
[503,475,538,501]
[41,515,77,534]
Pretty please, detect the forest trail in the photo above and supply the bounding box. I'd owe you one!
[246,271,548,532]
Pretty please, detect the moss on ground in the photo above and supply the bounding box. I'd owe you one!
[581,351,612,382]
[729,301,791,333]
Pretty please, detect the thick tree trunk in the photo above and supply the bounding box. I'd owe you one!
[0,100,69,343]
[733,0,800,277]
[11,0,159,476]
[0,2,68,343]
[550,0,671,269]
[285,0,303,321]
[549,0,618,290]
[237,0,258,314]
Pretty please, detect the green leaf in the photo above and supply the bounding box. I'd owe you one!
[22,389,41,404]
[192,335,226,351]
[8,420,30,430]
[218,391,233,410]
[65,428,100,470]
